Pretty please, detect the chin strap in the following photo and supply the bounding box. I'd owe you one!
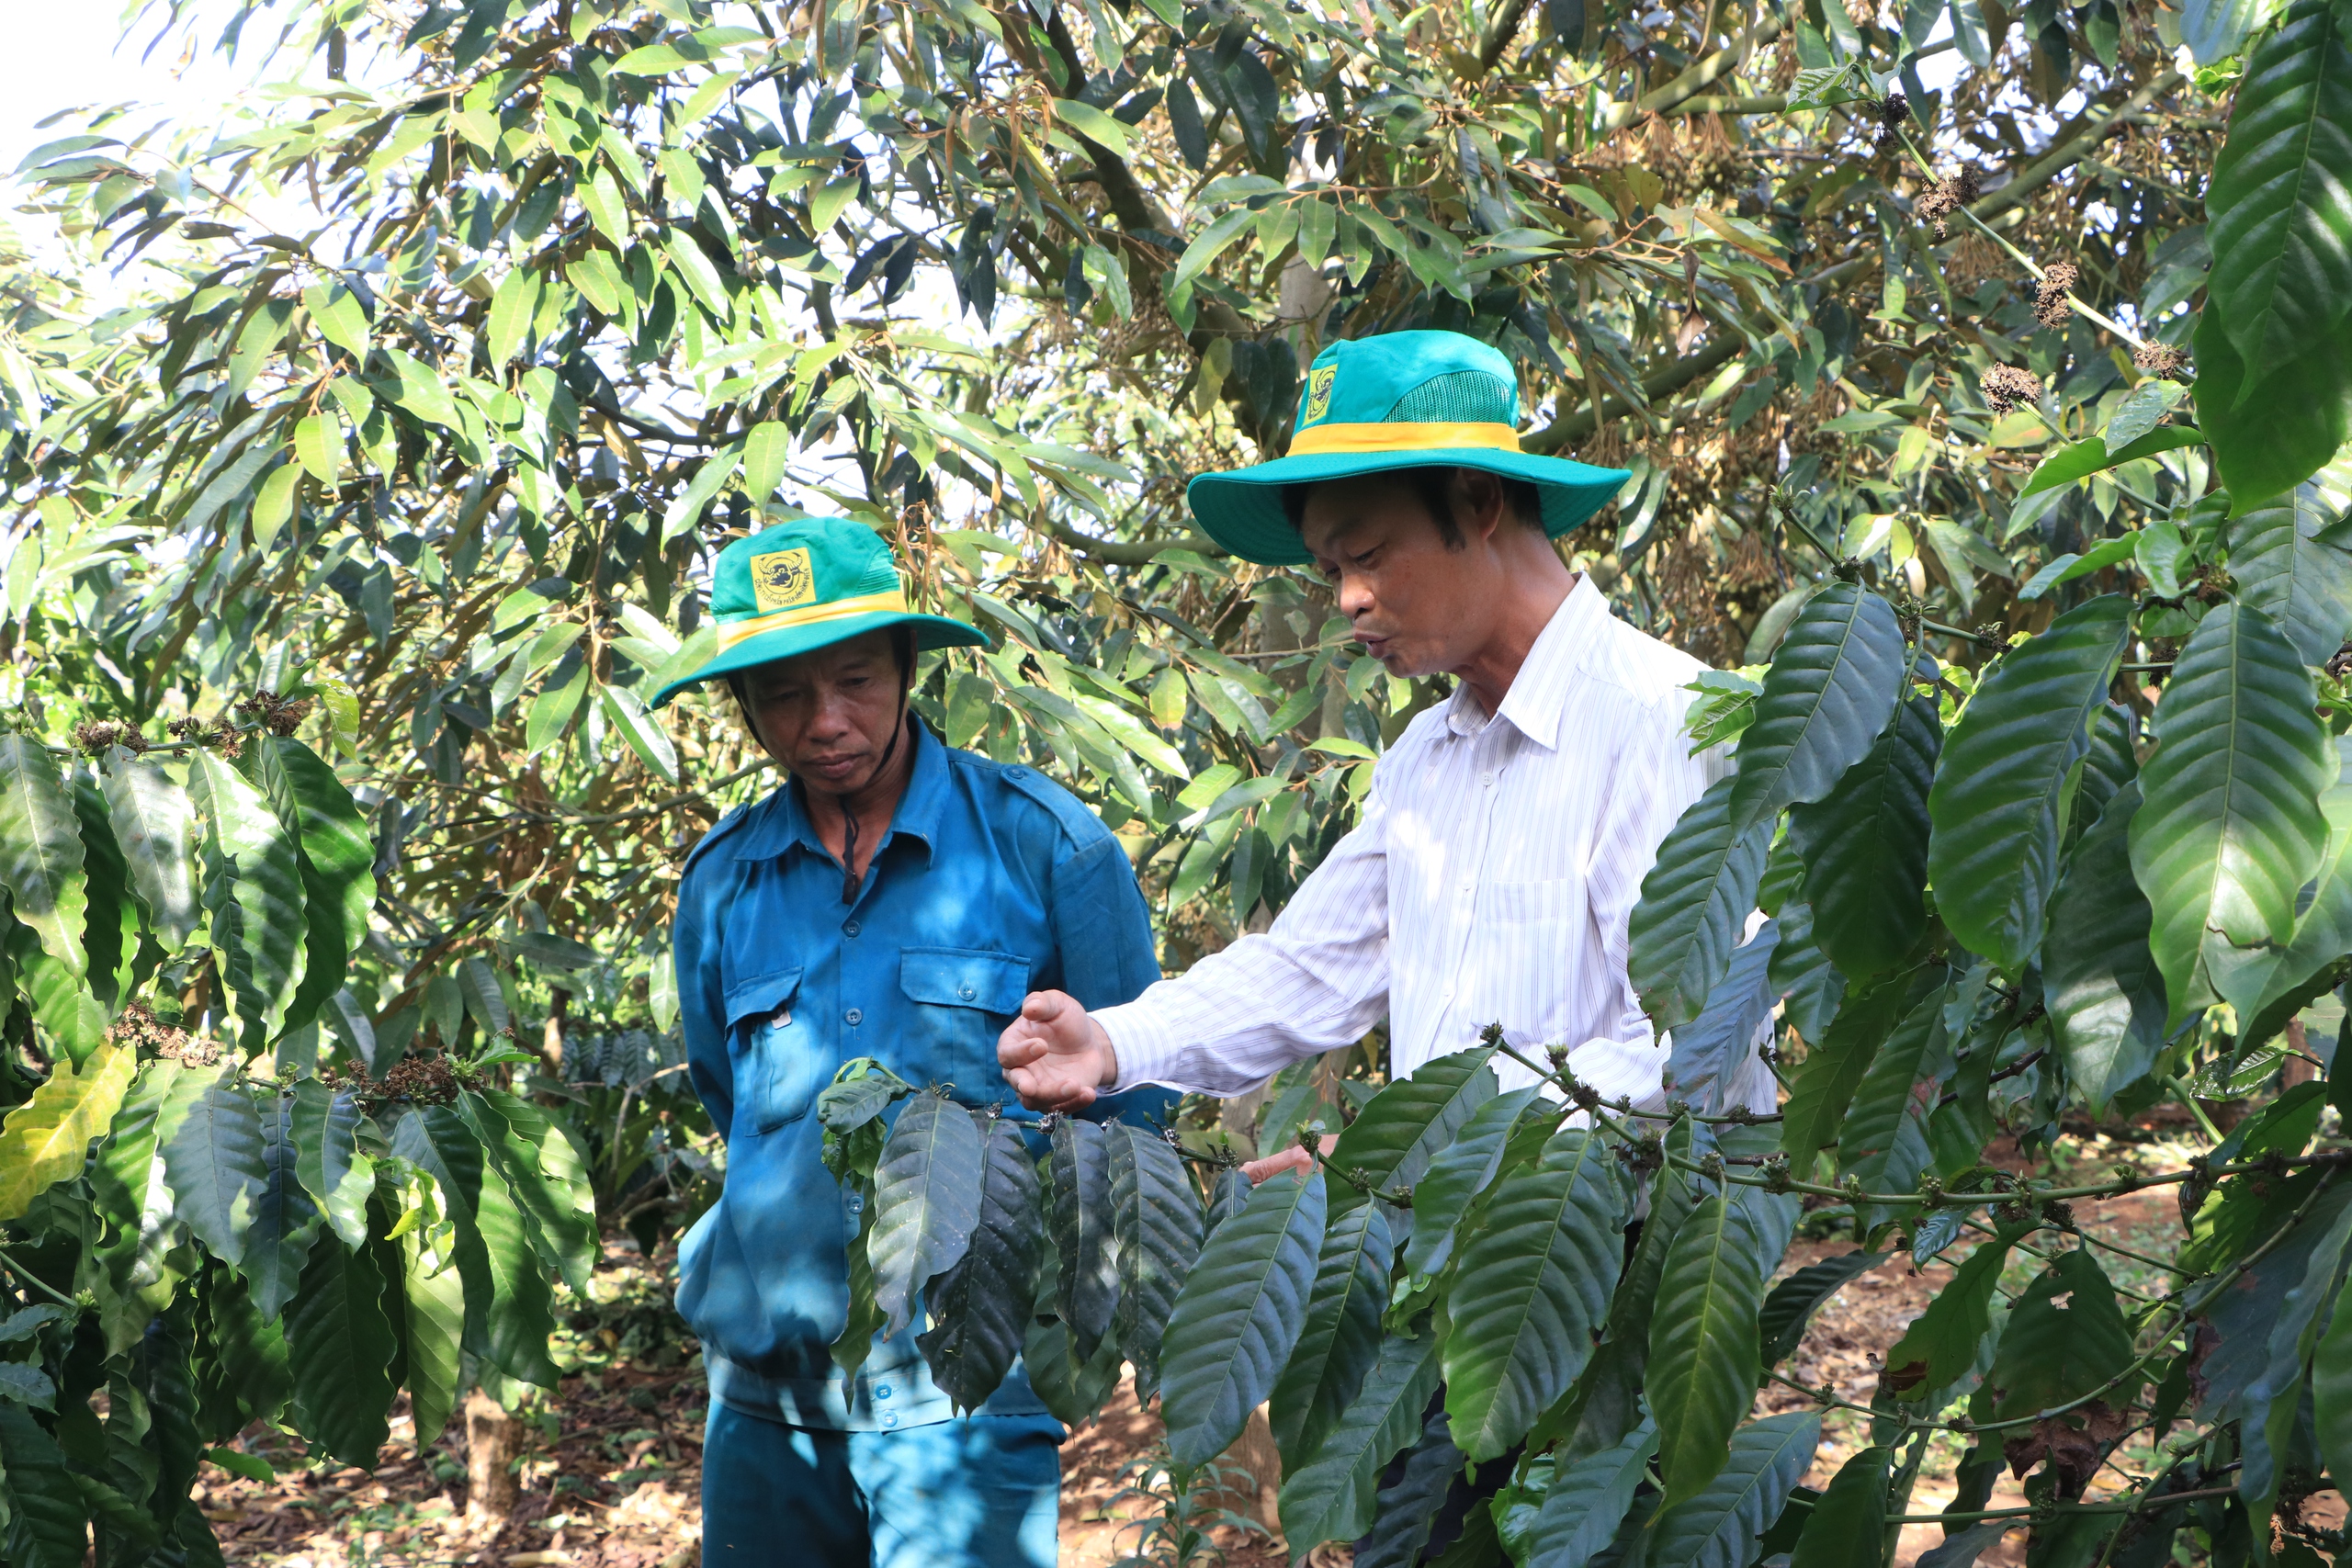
[836,693,910,905]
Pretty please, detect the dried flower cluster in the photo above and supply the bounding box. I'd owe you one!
[2034,261,2079,330]
[234,691,313,736]
[1915,164,1981,240]
[1873,92,1911,154]
[322,1053,463,1109]
[1981,364,2043,415]
[109,1000,215,1062]
[72,720,150,757]
[2134,340,2187,378]
[167,715,243,758]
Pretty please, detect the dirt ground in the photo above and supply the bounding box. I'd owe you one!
[187,1127,2322,1567]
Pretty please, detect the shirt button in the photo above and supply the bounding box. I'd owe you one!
[1004,765,1028,780]
[875,1383,891,1400]
[845,1007,864,1025]
[881,1413,899,1428]
[1481,772,1495,787]
[959,985,976,999]
[844,919,861,937]
[848,1194,863,1213]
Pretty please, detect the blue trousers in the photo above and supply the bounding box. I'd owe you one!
[701,1403,1062,1567]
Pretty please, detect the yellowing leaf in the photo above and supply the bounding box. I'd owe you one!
[0,1040,135,1224]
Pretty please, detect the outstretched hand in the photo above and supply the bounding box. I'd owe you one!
[998,989,1117,1111]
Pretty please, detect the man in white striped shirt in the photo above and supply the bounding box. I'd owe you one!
[997,330,1777,1149]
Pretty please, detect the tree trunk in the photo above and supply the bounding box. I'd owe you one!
[463,1388,520,1533]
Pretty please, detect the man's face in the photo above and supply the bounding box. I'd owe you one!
[1300,472,1504,679]
[739,630,908,794]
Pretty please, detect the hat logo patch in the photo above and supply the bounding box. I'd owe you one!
[1303,366,1337,424]
[751,547,817,611]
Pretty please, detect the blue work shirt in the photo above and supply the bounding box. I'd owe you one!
[672,717,1173,1432]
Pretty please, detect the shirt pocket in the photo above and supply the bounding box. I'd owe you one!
[899,947,1031,1100]
[724,966,827,1134]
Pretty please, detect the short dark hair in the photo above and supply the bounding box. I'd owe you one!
[1278,466,1546,551]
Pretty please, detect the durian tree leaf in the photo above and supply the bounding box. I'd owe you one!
[1443,1129,1626,1461]
[1631,772,1775,1030]
[1927,594,2132,968]
[1108,1120,1203,1399]
[2045,782,2170,1111]
[1049,1114,1119,1361]
[0,1037,135,1224]
[1645,1411,1824,1568]
[1162,1168,1327,1469]
[1325,1044,1498,1203]
[868,1090,987,1340]
[2130,601,2334,1027]
[917,1111,1046,1415]
[1727,581,1909,835]
[1647,1195,1770,1510]
[1277,1328,1443,1556]
[0,732,88,978]
[1272,1197,1395,1468]
[283,1231,399,1468]
[1787,694,1939,977]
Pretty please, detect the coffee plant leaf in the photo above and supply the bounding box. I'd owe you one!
[257,737,378,1038]
[240,1088,324,1319]
[1271,1197,1395,1469]
[1162,1168,1326,1468]
[1758,1252,1884,1365]
[1781,968,1930,1160]
[160,1067,266,1268]
[1835,986,1951,1230]
[0,1038,135,1225]
[1353,1407,1466,1568]
[1790,1446,1892,1568]
[918,1111,1046,1414]
[1442,1130,1626,1461]
[288,1078,373,1251]
[1107,1120,1203,1400]
[0,733,88,980]
[1277,1328,1443,1555]
[1401,1087,1545,1283]
[1325,1043,1498,1204]
[1664,919,1779,1111]
[1645,1411,1823,1568]
[1518,1417,1658,1568]
[1048,1114,1119,1361]
[1630,773,1774,1030]
[1647,1196,1769,1510]
[867,1089,986,1340]
[283,1235,399,1468]
[2226,448,2352,664]
[1727,582,1908,836]
[1786,694,1939,978]
[1883,1233,2014,1397]
[2044,783,2171,1111]
[2131,601,2334,1027]
[1927,594,2132,968]
[191,750,309,1050]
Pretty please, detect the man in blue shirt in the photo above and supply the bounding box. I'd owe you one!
[653,516,1170,1566]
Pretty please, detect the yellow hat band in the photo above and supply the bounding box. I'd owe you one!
[715,589,910,652]
[1285,421,1524,457]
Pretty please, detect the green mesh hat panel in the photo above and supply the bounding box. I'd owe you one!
[1385,369,1517,424]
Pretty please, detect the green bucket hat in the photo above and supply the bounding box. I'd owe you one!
[650,516,988,708]
[1185,330,1634,566]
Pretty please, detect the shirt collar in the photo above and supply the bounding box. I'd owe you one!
[1443,575,1609,753]
[730,715,945,864]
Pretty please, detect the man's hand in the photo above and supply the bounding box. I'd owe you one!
[999,990,1118,1111]
[1239,1145,1316,1184]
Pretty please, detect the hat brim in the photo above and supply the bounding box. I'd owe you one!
[650,611,989,708]
[1187,447,1635,566]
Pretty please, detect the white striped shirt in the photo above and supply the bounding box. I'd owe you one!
[1103,575,1778,1114]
